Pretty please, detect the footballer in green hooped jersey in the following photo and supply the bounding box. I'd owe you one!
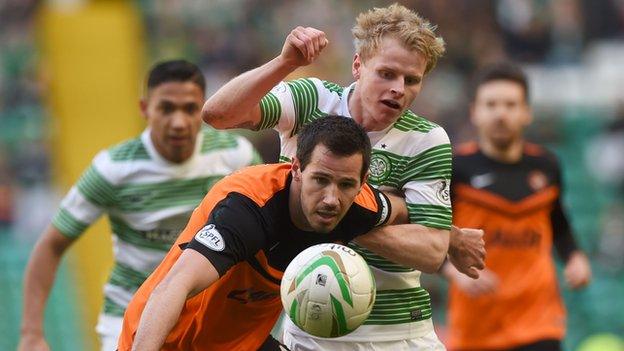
[203,4,485,351]
[19,60,262,351]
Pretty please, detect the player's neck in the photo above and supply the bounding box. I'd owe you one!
[480,139,524,164]
[347,85,391,132]
[150,133,194,164]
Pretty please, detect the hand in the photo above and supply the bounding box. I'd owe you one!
[18,332,50,351]
[452,267,499,297]
[280,26,328,68]
[564,251,591,289]
[448,226,486,279]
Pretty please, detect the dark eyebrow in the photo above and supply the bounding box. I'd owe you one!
[310,171,358,184]
[310,171,331,178]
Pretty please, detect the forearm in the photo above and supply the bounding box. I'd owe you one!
[551,201,578,261]
[354,224,449,272]
[202,56,296,129]
[133,249,219,350]
[21,236,66,334]
[132,278,190,350]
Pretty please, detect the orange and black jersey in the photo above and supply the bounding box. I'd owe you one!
[448,143,578,350]
[451,142,577,260]
[186,179,389,278]
[118,163,391,351]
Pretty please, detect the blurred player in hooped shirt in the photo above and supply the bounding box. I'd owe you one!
[443,62,592,351]
[19,60,262,351]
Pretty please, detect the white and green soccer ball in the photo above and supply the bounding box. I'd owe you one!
[280,243,376,338]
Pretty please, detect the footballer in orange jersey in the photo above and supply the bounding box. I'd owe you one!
[119,116,416,350]
[443,63,591,351]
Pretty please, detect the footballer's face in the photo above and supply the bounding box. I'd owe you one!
[141,81,205,163]
[350,36,427,131]
[290,144,365,233]
[471,80,531,150]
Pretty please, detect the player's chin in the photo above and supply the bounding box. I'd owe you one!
[311,215,339,233]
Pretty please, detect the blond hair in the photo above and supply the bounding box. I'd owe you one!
[352,3,446,74]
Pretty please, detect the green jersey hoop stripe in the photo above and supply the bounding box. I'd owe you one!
[321,80,344,96]
[259,92,281,130]
[114,176,223,212]
[392,111,438,133]
[52,208,89,238]
[109,138,150,161]
[407,203,452,229]
[76,166,116,206]
[109,262,150,290]
[103,296,126,316]
[109,216,172,251]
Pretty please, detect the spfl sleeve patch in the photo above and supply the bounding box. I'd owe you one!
[194,224,225,252]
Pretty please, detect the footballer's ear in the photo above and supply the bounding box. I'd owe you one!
[139,98,148,119]
[352,53,362,80]
[291,157,302,181]
[360,172,369,191]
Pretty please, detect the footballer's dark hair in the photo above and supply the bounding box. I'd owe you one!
[296,115,371,181]
[471,62,529,102]
[146,59,206,94]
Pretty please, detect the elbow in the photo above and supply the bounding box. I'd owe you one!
[201,102,228,129]
[424,251,447,273]
[419,254,446,274]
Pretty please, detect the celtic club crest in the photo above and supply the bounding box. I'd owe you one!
[369,153,392,183]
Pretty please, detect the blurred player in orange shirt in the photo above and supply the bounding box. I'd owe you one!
[443,63,592,351]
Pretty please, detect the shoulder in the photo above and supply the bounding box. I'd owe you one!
[207,164,291,208]
[523,142,561,171]
[106,136,150,162]
[88,137,146,185]
[393,110,444,135]
[452,142,483,176]
[199,128,242,153]
[454,142,480,157]
[286,77,345,98]
[392,111,450,151]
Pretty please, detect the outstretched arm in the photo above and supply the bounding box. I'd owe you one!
[202,27,328,130]
[354,224,449,273]
[132,249,219,351]
[19,226,75,351]
[353,192,448,272]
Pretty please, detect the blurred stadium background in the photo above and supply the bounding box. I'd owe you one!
[0,0,622,350]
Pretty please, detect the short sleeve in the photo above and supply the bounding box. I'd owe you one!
[186,193,267,276]
[401,127,453,230]
[52,151,114,238]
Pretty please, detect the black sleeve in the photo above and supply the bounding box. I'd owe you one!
[550,155,579,261]
[450,154,464,203]
[339,185,392,243]
[186,193,267,276]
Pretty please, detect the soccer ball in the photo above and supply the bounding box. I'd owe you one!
[280,243,376,338]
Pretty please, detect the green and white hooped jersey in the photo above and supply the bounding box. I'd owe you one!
[52,128,261,317]
[261,78,452,341]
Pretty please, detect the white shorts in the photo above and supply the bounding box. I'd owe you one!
[283,326,445,351]
[95,313,123,351]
